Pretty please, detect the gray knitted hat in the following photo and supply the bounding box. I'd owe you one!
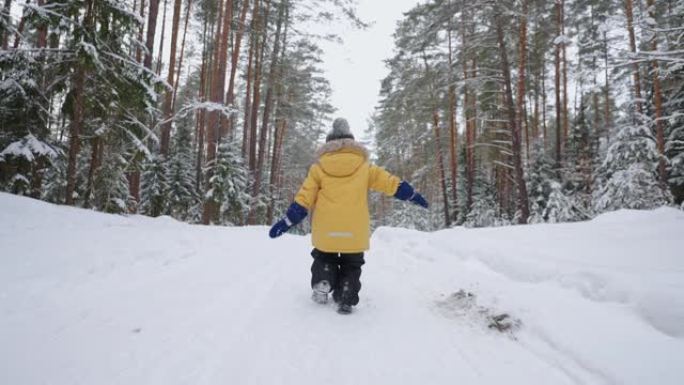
[326,118,355,143]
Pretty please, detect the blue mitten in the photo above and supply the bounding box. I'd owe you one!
[394,181,429,209]
[269,219,290,238]
[410,192,429,208]
[269,202,308,238]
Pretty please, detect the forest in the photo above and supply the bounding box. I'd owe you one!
[1,0,682,230]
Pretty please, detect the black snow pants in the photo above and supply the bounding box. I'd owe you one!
[310,248,365,306]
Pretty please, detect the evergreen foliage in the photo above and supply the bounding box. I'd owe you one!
[1,0,682,229]
[167,123,198,221]
[140,155,169,218]
[205,138,249,225]
[594,123,671,212]
[93,150,131,214]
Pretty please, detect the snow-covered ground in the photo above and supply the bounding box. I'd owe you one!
[1,192,683,385]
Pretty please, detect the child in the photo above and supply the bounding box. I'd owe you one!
[269,118,428,314]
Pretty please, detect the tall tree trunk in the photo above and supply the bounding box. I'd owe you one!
[460,1,474,212]
[602,30,612,138]
[84,137,101,208]
[1,0,12,50]
[215,0,234,139]
[554,0,562,171]
[267,116,287,223]
[467,58,477,213]
[542,52,548,149]
[246,0,270,224]
[155,0,168,76]
[248,0,267,175]
[533,66,540,141]
[423,53,450,227]
[248,2,270,176]
[66,0,95,205]
[516,0,528,160]
[36,0,47,48]
[205,0,224,171]
[253,0,285,202]
[136,0,146,63]
[225,0,251,137]
[496,10,530,224]
[172,0,193,111]
[12,0,28,49]
[433,108,451,227]
[201,0,226,225]
[532,4,541,144]
[646,0,666,186]
[561,0,569,147]
[625,0,643,116]
[196,15,208,192]
[267,3,290,224]
[144,0,160,70]
[447,27,458,220]
[242,26,256,158]
[160,0,182,157]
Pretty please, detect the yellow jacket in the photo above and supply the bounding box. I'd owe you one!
[294,139,401,253]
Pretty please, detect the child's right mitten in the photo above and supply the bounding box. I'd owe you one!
[394,181,429,209]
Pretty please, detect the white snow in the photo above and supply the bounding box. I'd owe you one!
[1,192,683,385]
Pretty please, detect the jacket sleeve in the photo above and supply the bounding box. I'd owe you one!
[368,164,402,196]
[294,165,321,210]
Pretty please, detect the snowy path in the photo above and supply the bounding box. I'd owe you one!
[1,193,683,385]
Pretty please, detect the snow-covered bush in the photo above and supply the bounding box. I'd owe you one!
[594,123,671,212]
[0,134,58,196]
[544,182,582,223]
[594,163,670,212]
[140,156,170,217]
[464,197,510,228]
[166,123,199,221]
[93,152,131,214]
[205,138,250,225]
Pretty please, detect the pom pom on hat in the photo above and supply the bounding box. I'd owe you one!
[326,118,355,142]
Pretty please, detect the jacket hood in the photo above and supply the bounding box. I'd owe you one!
[315,139,369,177]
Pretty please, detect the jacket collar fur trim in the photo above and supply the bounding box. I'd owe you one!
[315,139,369,161]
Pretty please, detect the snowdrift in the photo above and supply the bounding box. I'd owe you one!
[1,192,683,385]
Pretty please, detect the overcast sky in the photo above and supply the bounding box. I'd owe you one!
[318,0,421,140]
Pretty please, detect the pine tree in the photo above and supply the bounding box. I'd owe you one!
[0,48,54,196]
[166,122,198,221]
[0,134,58,197]
[464,177,508,228]
[594,123,671,212]
[564,97,593,212]
[544,181,578,223]
[527,141,555,223]
[661,0,684,205]
[93,151,131,214]
[205,138,249,225]
[667,85,684,204]
[141,155,170,217]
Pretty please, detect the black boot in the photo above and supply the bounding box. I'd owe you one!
[335,252,365,307]
[310,249,339,304]
[337,303,353,314]
[311,280,331,304]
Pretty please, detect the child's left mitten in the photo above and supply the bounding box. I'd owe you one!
[269,202,308,238]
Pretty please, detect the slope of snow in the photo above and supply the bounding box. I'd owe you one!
[1,192,683,385]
